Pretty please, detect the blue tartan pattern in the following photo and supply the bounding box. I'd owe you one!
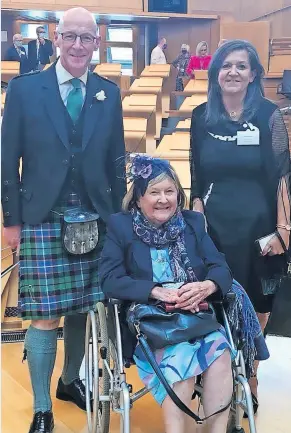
[18,195,105,320]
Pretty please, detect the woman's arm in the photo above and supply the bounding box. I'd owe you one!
[189,108,204,213]
[186,57,195,77]
[100,216,156,303]
[263,109,291,255]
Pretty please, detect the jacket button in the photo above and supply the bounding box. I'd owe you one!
[4,180,9,185]
[62,159,69,165]
[4,212,10,216]
[4,196,9,201]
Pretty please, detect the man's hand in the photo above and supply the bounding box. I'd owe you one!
[3,225,21,250]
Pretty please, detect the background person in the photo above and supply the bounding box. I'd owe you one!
[186,41,212,77]
[172,43,191,91]
[28,25,53,71]
[150,37,167,65]
[5,33,30,74]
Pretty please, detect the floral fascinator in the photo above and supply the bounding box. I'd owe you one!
[127,154,174,196]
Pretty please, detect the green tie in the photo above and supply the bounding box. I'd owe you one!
[66,78,83,123]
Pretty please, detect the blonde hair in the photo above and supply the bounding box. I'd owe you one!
[122,168,187,212]
[196,41,208,56]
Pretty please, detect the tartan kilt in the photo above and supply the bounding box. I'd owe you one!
[18,198,106,320]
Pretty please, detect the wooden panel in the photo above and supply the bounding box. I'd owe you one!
[2,0,143,11]
[269,55,291,74]
[221,22,270,73]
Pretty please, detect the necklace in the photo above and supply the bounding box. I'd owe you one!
[229,110,242,120]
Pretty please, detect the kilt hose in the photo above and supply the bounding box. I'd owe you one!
[18,194,106,320]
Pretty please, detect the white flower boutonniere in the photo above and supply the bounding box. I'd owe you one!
[95,90,107,102]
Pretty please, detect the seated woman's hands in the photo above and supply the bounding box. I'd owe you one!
[150,286,180,304]
[175,281,217,312]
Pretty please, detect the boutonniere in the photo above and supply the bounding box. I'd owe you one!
[95,90,107,102]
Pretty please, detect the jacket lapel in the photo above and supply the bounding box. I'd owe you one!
[82,73,105,150]
[131,238,153,280]
[42,65,70,150]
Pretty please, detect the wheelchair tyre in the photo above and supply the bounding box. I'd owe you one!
[231,429,245,433]
[85,303,110,433]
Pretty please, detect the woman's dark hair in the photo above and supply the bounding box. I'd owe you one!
[205,39,265,126]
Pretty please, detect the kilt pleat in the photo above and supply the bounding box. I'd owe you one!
[18,198,105,320]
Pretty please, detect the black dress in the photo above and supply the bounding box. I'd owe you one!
[190,100,290,313]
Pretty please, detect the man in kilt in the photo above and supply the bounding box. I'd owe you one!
[1,7,126,433]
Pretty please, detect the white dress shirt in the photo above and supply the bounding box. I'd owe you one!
[150,46,167,65]
[55,59,88,106]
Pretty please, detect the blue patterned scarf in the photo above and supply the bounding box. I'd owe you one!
[131,207,198,283]
[227,280,270,377]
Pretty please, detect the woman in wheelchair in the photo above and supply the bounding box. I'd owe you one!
[100,155,235,433]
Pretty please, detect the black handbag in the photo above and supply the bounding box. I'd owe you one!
[266,231,291,338]
[127,300,221,349]
[61,207,100,255]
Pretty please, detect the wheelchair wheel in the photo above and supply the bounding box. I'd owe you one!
[85,303,110,433]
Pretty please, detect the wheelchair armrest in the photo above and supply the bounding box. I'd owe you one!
[225,292,236,301]
[109,298,123,305]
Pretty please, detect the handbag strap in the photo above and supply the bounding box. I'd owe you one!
[137,333,232,424]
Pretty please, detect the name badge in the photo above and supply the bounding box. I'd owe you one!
[237,129,260,146]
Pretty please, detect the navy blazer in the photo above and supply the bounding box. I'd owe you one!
[4,45,30,74]
[28,39,53,70]
[1,64,126,226]
[100,210,232,303]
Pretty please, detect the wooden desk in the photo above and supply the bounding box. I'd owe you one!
[94,64,122,88]
[123,95,157,151]
[157,132,190,153]
[179,94,208,113]
[184,79,208,93]
[129,78,163,138]
[1,61,20,82]
[141,65,175,118]
[176,119,191,130]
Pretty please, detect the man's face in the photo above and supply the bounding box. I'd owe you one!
[14,36,23,47]
[54,17,99,77]
[37,29,46,40]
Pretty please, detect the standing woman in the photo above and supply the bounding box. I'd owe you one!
[189,40,290,410]
[186,41,212,78]
[172,44,191,91]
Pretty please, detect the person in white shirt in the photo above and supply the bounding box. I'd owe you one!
[150,37,167,65]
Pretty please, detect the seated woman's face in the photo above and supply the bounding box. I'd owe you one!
[137,177,178,227]
[218,49,255,96]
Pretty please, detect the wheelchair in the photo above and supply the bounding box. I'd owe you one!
[84,295,257,433]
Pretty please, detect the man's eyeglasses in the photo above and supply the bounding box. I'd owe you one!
[59,32,97,45]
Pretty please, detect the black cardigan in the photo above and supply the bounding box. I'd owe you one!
[189,98,291,226]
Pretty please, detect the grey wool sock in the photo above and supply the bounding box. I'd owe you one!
[61,313,87,385]
[24,325,58,413]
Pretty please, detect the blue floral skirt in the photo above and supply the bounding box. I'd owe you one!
[134,327,235,405]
